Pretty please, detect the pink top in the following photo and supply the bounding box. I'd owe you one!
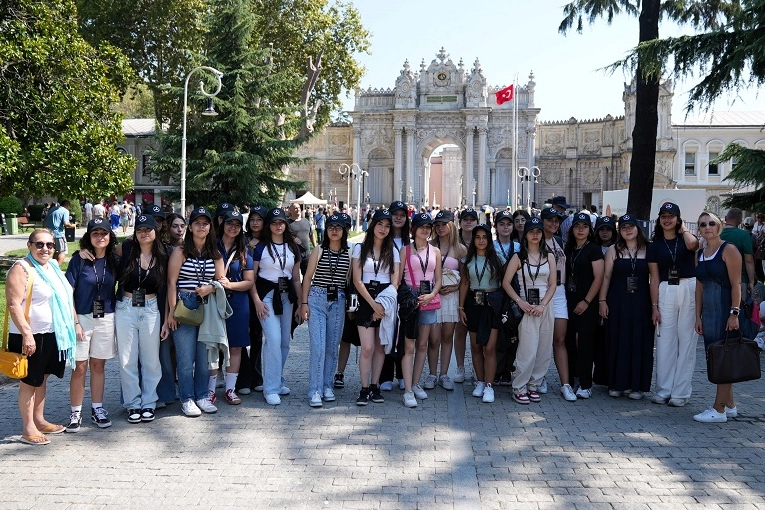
[403,244,437,288]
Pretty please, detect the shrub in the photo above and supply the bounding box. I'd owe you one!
[0,196,23,216]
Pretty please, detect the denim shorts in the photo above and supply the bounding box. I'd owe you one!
[178,290,203,310]
[418,309,437,325]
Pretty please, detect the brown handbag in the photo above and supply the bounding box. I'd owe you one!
[1,267,34,379]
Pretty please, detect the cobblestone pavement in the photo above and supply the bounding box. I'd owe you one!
[1,323,765,508]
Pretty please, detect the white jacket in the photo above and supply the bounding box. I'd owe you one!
[375,285,399,355]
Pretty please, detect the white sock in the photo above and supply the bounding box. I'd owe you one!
[71,405,82,413]
[91,403,102,410]
[208,375,217,394]
[225,373,238,392]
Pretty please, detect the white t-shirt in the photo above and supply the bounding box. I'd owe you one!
[352,244,400,284]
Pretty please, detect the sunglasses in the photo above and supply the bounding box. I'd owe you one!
[699,221,718,228]
[32,242,55,250]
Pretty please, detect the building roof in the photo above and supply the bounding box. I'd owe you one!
[678,111,765,128]
[122,118,156,137]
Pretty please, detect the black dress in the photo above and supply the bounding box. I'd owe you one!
[606,254,655,392]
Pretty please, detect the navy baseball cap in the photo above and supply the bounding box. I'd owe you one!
[372,209,392,223]
[541,207,563,220]
[216,203,234,218]
[267,207,289,224]
[434,210,454,223]
[460,208,479,221]
[618,214,639,228]
[249,205,268,219]
[595,216,616,232]
[388,201,407,213]
[524,216,544,233]
[134,214,157,230]
[326,214,346,228]
[148,204,165,219]
[412,213,434,228]
[189,206,213,224]
[223,210,244,225]
[658,202,681,217]
[86,217,110,233]
[572,212,592,227]
[495,210,514,223]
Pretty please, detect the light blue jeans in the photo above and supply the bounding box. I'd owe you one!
[173,322,210,402]
[259,290,292,396]
[115,296,161,410]
[307,286,346,396]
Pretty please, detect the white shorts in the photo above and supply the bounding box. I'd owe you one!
[437,291,460,323]
[75,312,117,362]
[552,285,568,320]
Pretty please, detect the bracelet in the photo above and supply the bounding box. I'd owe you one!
[598,300,606,303]
[583,298,590,305]
[652,303,659,307]
[458,307,464,310]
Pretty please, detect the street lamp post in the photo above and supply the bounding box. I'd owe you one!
[338,163,353,207]
[353,165,369,231]
[517,166,540,212]
[181,66,223,217]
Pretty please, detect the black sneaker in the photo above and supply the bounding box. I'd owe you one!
[140,408,155,422]
[127,409,142,424]
[334,372,345,389]
[356,388,370,406]
[66,411,82,433]
[91,407,112,429]
[369,384,384,404]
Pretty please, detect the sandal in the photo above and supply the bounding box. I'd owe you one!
[39,424,66,434]
[20,434,50,445]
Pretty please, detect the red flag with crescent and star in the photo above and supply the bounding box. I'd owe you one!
[495,84,514,105]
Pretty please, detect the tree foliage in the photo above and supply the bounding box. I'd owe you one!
[0,0,135,200]
[149,0,308,208]
[718,144,765,211]
[559,0,742,220]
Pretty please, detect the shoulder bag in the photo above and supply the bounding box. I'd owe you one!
[1,266,34,379]
[405,245,440,311]
[706,329,761,384]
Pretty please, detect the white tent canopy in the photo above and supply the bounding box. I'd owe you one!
[290,191,327,206]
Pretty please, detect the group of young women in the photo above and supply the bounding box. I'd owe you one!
[7,199,745,444]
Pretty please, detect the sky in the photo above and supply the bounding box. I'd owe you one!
[342,0,761,123]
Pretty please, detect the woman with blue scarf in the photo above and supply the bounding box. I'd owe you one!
[6,229,77,445]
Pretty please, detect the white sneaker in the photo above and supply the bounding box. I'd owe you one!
[482,386,495,403]
[651,394,669,404]
[196,395,218,414]
[412,384,428,400]
[538,376,548,394]
[309,391,323,408]
[454,366,466,383]
[423,374,437,390]
[399,379,405,391]
[379,381,393,391]
[693,407,727,423]
[725,406,738,418]
[323,388,336,402]
[264,393,281,405]
[438,374,454,390]
[668,398,688,407]
[238,388,252,395]
[560,384,577,402]
[279,385,291,395]
[182,399,202,417]
[403,391,417,408]
[472,381,486,397]
[575,387,592,399]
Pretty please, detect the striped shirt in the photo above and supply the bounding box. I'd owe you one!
[177,257,216,290]
[311,248,351,289]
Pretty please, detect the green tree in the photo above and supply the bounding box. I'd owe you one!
[0,0,135,200]
[113,83,156,119]
[150,0,308,207]
[559,0,742,219]
[76,0,207,126]
[715,144,765,211]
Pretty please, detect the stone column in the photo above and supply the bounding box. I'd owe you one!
[465,128,474,207]
[394,128,403,200]
[406,129,415,204]
[477,127,487,205]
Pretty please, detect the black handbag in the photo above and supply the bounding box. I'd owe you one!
[706,330,762,384]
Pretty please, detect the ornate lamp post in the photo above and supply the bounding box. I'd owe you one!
[517,166,540,212]
[338,163,355,207]
[181,66,223,217]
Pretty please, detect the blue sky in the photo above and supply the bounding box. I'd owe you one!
[343,0,761,122]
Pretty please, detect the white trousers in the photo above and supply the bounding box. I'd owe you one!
[654,278,697,400]
[512,306,554,394]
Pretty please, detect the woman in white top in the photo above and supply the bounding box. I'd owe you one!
[502,217,557,405]
[352,208,400,406]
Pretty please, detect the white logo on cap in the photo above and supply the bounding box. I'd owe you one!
[139,215,147,222]
[95,218,103,224]
[198,208,206,214]
[273,209,280,215]
[623,215,631,220]
[382,209,389,214]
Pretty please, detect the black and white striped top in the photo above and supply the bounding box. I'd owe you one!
[311,248,350,289]
[177,257,216,290]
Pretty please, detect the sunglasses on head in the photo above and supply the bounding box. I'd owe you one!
[699,221,718,228]
[33,242,55,250]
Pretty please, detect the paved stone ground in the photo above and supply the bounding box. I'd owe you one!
[1,322,764,509]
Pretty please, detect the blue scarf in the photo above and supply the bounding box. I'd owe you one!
[25,255,76,367]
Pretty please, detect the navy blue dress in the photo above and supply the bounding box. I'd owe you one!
[218,241,254,348]
[696,242,732,348]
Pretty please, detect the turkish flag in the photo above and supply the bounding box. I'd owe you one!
[495,84,514,105]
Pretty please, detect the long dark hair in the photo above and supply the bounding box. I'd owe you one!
[165,213,185,246]
[246,208,265,241]
[217,218,248,268]
[320,225,349,252]
[261,221,301,262]
[510,210,530,242]
[79,229,119,274]
[392,210,411,247]
[564,223,595,255]
[616,225,649,255]
[359,217,395,275]
[121,232,167,290]
[462,227,504,284]
[519,229,550,263]
[651,214,683,241]
[182,220,221,260]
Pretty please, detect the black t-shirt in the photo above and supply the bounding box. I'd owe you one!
[565,242,604,301]
[646,237,696,281]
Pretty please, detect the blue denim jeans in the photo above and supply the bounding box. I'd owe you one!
[259,290,292,396]
[173,322,210,401]
[307,286,346,396]
[115,296,161,410]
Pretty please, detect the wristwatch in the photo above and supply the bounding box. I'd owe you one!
[730,307,740,316]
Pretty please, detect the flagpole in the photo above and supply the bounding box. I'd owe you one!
[513,72,518,211]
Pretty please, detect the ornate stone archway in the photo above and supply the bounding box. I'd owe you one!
[351,47,540,208]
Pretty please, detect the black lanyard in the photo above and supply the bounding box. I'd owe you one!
[393,238,402,251]
[473,256,489,288]
[525,257,542,286]
[627,247,638,276]
[413,243,430,277]
[569,241,588,277]
[137,254,155,288]
[663,237,679,269]
[324,249,340,284]
[371,250,381,278]
[546,238,563,264]
[497,241,511,261]
[93,258,106,299]
[191,257,206,286]
[272,242,287,272]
